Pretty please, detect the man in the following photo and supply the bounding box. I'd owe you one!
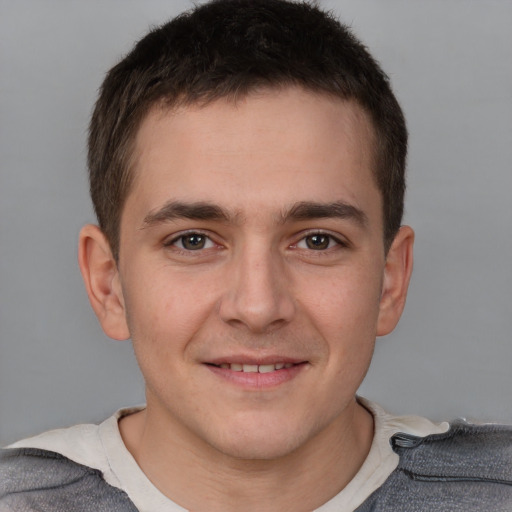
[1,0,511,510]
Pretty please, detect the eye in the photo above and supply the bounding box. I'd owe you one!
[296,233,342,250]
[170,232,215,251]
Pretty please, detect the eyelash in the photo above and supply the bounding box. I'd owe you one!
[164,231,218,252]
[164,230,347,253]
[293,231,347,252]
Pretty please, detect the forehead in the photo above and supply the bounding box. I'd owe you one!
[126,88,380,224]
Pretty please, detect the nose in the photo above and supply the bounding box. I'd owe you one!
[219,244,296,334]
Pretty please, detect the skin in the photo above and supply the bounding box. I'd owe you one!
[79,87,414,511]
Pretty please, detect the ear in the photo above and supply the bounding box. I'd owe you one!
[376,225,414,336]
[78,224,130,340]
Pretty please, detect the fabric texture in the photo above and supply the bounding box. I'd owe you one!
[1,402,511,511]
[0,448,137,512]
[354,419,512,511]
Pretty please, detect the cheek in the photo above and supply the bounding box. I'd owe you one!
[122,268,220,355]
[302,268,383,332]
[299,267,382,375]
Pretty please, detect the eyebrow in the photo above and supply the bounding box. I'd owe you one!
[142,199,368,228]
[142,201,232,227]
[282,201,368,227]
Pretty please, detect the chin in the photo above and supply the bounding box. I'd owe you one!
[205,417,311,461]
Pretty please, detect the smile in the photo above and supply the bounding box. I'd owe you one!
[213,363,295,373]
[205,361,307,389]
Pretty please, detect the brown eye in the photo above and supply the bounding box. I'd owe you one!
[305,234,331,250]
[173,233,214,250]
[182,234,205,250]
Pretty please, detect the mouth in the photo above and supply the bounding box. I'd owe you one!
[204,360,308,389]
[208,362,297,373]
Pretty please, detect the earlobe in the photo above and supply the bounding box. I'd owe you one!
[376,225,414,336]
[78,224,130,341]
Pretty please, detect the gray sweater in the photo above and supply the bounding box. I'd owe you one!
[1,420,512,511]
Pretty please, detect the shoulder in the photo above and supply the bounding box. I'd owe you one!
[0,447,138,511]
[7,417,108,471]
[393,419,512,482]
[5,407,144,483]
[0,408,144,511]
[358,420,512,511]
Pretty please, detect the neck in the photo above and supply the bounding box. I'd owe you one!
[120,398,373,512]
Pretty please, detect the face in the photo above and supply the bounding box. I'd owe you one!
[111,88,402,459]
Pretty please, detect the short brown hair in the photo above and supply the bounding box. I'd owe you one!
[88,0,407,259]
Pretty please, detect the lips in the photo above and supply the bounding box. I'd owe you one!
[211,362,296,373]
[205,359,307,389]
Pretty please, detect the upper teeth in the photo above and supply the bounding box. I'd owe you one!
[219,363,294,372]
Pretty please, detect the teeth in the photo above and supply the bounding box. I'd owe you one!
[217,363,295,372]
[258,364,276,373]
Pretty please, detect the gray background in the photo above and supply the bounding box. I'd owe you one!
[1,0,511,446]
